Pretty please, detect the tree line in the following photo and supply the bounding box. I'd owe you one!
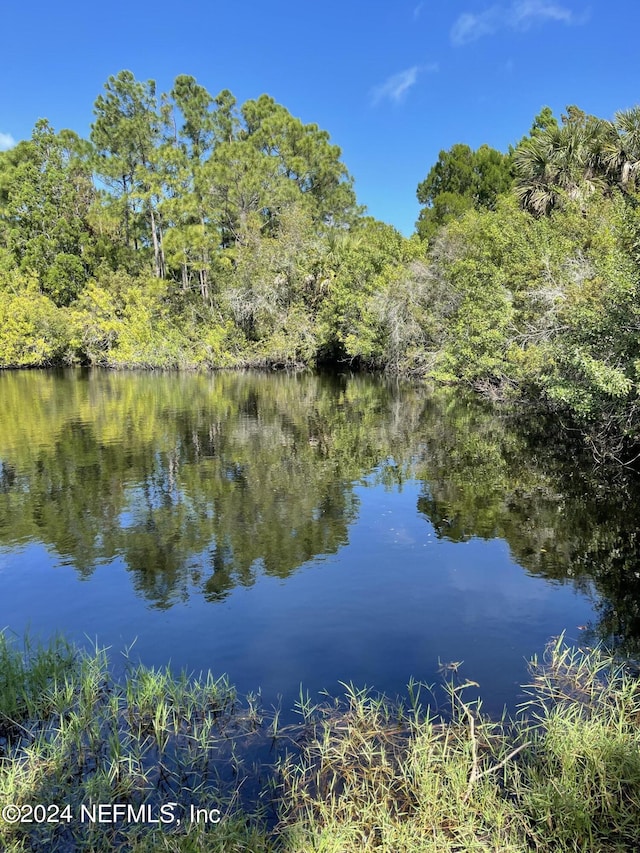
[1,71,640,460]
[412,103,640,461]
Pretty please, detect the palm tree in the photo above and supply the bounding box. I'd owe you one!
[513,131,560,216]
[609,107,640,189]
[580,118,618,185]
[514,120,608,216]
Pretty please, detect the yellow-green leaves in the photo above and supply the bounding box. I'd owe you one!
[0,283,70,367]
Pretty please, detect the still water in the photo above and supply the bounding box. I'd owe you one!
[1,369,638,718]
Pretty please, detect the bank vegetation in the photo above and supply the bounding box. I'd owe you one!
[1,633,640,851]
[2,75,640,460]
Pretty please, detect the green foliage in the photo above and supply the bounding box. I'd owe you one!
[513,105,640,217]
[409,180,640,459]
[4,635,640,851]
[0,67,374,370]
[3,77,640,462]
[414,205,521,383]
[317,218,418,365]
[416,143,512,242]
[366,259,435,375]
[2,121,95,304]
[241,93,357,226]
[91,70,163,275]
[527,195,640,442]
[72,268,204,368]
[0,273,72,366]
[0,634,266,853]
[410,101,640,452]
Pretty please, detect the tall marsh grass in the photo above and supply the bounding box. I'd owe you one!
[1,631,640,851]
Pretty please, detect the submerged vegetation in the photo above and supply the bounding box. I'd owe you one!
[2,633,640,851]
[1,73,640,458]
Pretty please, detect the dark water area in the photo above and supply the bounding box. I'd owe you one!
[1,368,639,721]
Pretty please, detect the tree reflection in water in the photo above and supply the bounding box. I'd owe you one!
[0,368,639,654]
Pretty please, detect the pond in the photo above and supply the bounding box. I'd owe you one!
[1,369,638,720]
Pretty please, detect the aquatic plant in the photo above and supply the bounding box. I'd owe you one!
[2,632,640,851]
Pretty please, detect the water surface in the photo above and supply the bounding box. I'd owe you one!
[1,369,638,718]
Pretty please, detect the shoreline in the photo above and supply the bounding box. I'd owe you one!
[2,633,640,851]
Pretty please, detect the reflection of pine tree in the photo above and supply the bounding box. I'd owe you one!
[0,371,417,602]
[2,370,640,653]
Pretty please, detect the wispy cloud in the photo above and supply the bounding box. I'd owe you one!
[0,132,16,151]
[372,67,419,105]
[451,8,501,45]
[371,63,438,106]
[451,1,581,45]
[413,2,424,20]
[511,0,574,27]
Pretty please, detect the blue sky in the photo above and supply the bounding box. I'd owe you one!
[2,1,639,234]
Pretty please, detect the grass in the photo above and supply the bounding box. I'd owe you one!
[1,632,640,851]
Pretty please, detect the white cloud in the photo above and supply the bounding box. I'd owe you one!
[372,67,419,105]
[371,63,438,106]
[510,0,573,27]
[413,2,424,20]
[0,132,16,151]
[451,0,580,45]
[451,8,501,45]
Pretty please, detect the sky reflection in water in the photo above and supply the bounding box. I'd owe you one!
[1,368,633,719]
